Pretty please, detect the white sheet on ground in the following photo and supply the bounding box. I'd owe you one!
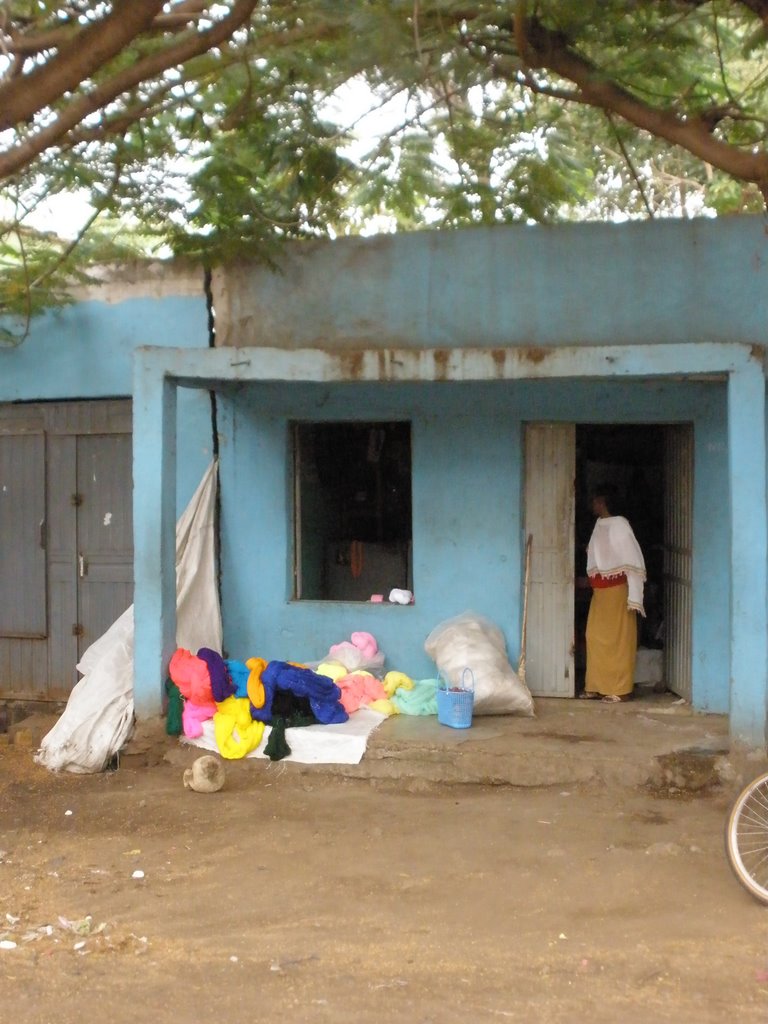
[182,708,387,765]
[35,462,222,774]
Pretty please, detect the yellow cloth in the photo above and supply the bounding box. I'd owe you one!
[317,661,349,683]
[585,582,637,697]
[245,657,268,709]
[213,696,265,759]
[383,671,414,697]
[368,698,398,716]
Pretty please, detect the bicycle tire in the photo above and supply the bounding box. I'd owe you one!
[725,770,768,905]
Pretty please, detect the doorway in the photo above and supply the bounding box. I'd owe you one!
[524,421,693,700]
[574,425,666,695]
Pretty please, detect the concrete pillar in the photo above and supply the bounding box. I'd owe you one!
[133,356,177,719]
[727,360,768,748]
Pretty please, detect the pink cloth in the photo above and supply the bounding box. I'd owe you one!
[182,700,215,738]
[327,631,384,671]
[169,648,215,706]
[336,673,387,714]
[350,631,378,659]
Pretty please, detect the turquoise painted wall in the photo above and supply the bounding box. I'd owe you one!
[0,222,753,724]
[217,377,728,712]
[217,216,768,350]
[0,291,213,509]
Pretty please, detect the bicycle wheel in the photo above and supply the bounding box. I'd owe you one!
[725,770,768,905]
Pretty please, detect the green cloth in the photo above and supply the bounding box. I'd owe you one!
[263,717,291,761]
[392,678,439,716]
[165,679,184,736]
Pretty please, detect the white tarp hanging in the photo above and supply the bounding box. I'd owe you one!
[35,461,222,774]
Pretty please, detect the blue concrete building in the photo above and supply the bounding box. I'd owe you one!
[2,218,767,749]
[0,263,214,703]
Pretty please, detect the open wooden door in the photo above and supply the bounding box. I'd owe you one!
[523,423,575,697]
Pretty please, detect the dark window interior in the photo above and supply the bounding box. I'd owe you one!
[294,422,412,601]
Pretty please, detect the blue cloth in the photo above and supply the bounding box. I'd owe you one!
[252,661,348,725]
[225,659,250,699]
[197,648,233,702]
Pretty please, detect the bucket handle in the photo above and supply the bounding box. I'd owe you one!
[438,667,474,692]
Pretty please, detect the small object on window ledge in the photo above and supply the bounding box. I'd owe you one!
[370,594,384,603]
[389,588,414,605]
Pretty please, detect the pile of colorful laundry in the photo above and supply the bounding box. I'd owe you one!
[166,631,439,762]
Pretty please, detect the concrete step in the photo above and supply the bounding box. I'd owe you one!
[159,693,750,796]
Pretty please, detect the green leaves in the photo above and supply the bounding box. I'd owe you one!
[2,1,768,328]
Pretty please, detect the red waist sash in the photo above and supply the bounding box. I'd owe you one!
[589,572,627,589]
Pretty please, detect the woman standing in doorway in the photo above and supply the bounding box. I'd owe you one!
[580,487,646,703]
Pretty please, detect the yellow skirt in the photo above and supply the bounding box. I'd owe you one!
[585,583,638,697]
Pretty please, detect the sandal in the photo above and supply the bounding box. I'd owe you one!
[601,693,633,703]
[578,691,601,700]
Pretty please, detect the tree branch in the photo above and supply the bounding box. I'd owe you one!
[0,0,260,180]
[502,16,768,188]
[0,1,166,130]
[2,1,209,61]
[735,0,768,19]
[65,84,177,146]
[3,25,76,56]
[606,112,655,219]
[153,1,208,29]
[29,160,123,291]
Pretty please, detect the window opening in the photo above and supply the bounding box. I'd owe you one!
[293,421,412,601]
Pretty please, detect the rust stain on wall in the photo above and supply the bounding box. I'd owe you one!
[491,349,508,377]
[339,351,365,380]
[433,349,450,381]
[521,347,550,365]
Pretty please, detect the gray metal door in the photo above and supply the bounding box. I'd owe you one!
[0,401,132,702]
[0,432,47,638]
[75,434,133,657]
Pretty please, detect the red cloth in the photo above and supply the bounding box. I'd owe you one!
[336,672,387,713]
[169,648,215,708]
[589,572,627,589]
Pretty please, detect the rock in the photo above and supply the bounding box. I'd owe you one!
[183,755,226,793]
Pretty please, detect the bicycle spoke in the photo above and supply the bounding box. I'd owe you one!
[726,774,768,904]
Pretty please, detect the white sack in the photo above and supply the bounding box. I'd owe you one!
[425,610,535,717]
[35,461,222,773]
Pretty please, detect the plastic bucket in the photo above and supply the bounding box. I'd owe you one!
[436,668,474,729]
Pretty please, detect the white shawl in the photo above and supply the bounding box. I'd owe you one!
[586,515,646,616]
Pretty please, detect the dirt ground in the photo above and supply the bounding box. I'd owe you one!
[0,740,766,1024]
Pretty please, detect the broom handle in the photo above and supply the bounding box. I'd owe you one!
[519,533,533,682]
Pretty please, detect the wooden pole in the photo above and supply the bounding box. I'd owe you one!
[518,533,533,685]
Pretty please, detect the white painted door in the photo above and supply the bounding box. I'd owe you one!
[663,424,694,700]
[523,423,575,697]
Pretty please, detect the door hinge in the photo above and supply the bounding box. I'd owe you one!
[71,493,83,506]
[72,624,84,637]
